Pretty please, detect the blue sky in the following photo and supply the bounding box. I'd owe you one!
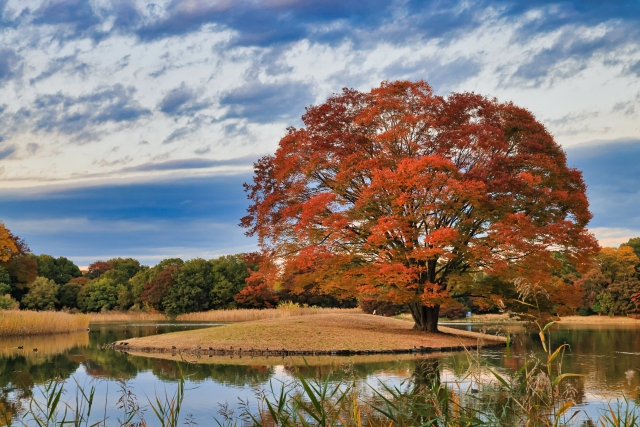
[0,0,639,265]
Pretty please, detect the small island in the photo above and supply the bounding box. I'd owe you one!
[112,313,506,356]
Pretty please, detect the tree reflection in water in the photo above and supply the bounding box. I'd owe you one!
[0,322,639,425]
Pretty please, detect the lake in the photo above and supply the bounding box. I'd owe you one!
[0,320,638,425]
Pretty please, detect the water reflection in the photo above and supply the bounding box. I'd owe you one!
[0,321,637,425]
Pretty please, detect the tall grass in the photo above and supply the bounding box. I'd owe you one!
[0,310,89,336]
[15,356,637,427]
[89,311,167,323]
[89,306,361,323]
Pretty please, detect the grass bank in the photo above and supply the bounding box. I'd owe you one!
[116,313,505,354]
[89,307,361,323]
[0,310,90,336]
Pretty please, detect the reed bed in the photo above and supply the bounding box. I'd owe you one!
[89,311,167,322]
[177,306,361,322]
[0,310,90,336]
[89,306,362,323]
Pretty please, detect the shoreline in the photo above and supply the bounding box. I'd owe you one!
[110,313,506,358]
[558,315,640,324]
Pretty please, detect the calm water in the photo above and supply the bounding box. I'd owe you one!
[0,321,639,425]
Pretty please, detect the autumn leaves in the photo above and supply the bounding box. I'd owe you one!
[242,80,597,330]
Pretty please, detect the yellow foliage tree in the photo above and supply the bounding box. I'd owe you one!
[0,223,18,262]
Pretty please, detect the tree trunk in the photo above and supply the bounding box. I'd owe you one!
[409,303,439,332]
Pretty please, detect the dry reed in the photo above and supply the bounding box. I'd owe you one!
[177,306,361,322]
[89,307,362,323]
[0,310,90,336]
[89,311,167,322]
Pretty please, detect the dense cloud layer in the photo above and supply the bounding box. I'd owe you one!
[0,0,638,260]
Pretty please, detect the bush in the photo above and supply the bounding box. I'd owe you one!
[577,307,593,316]
[0,294,18,310]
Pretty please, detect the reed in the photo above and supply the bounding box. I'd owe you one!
[11,322,637,427]
[89,307,361,323]
[0,310,90,336]
[89,311,167,323]
[177,306,361,322]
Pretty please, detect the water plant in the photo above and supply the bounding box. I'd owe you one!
[6,322,640,426]
[0,310,90,337]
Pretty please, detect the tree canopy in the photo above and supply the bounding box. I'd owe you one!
[242,80,598,331]
[31,254,82,285]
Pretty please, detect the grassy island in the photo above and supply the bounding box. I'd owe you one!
[114,313,505,355]
[0,310,90,336]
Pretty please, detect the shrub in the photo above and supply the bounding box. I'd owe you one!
[0,294,18,310]
[578,307,593,316]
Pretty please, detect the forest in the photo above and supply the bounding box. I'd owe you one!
[0,217,639,319]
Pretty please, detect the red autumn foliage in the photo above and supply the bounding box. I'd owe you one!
[233,281,279,308]
[242,80,598,331]
[142,265,181,311]
[85,261,114,279]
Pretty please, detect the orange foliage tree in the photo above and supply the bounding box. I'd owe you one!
[0,223,18,262]
[242,80,598,332]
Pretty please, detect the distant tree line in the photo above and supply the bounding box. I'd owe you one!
[1,219,639,318]
[0,227,355,315]
[361,238,640,319]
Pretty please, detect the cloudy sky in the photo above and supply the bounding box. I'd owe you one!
[0,0,638,265]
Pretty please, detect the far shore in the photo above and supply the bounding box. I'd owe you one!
[557,315,640,324]
[89,307,361,323]
[112,313,506,357]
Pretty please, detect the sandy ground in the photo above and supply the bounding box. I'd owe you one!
[117,313,505,353]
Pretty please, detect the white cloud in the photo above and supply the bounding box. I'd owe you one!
[589,227,639,248]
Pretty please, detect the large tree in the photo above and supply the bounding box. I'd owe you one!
[242,80,597,332]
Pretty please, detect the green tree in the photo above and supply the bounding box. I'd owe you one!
[131,258,183,307]
[576,246,640,315]
[21,277,59,310]
[78,269,131,312]
[0,267,10,286]
[141,265,181,312]
[0,283,10,295]
[621,237,640,259]
[31,254,82,285]
[210,254,254,309]
[58,277,89,309]
[0,282,15,309]
[0,294,17,309]
[163,258,211,317]
[2,255,38,302]
[107,257,146,279]
[592,292,615,316]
